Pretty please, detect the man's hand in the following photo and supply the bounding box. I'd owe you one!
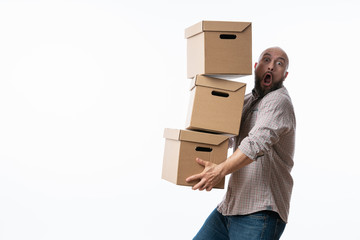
[185,149,254,192]
[186,158,224,191]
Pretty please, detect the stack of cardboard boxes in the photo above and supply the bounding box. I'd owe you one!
[162,20,252,189]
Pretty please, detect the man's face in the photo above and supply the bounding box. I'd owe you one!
[254,47,289,97]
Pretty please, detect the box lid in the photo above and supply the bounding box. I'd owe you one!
[185,20,251,39]
[163,128,228,146]
[190,75,246,92]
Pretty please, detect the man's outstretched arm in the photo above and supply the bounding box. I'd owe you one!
[186,148,254,191]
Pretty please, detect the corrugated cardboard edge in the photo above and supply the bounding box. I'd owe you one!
[164,128,228,146]
[189,75,246,92]
[185,21,251,39]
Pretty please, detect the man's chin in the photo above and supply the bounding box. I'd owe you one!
[262,85,272,93]
[264,84,274,92]
[260,89,271,97]
[255,83,282,98]
[254,83,267,97]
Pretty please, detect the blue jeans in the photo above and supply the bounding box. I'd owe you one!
[193,208,286,240]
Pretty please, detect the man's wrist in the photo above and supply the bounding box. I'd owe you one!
[218,161,229,178]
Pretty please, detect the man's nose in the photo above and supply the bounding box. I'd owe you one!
[268,62,274,71]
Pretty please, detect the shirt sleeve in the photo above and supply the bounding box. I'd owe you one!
[239,93,295,161]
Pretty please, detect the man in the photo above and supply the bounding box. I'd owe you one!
[186,47,296,240]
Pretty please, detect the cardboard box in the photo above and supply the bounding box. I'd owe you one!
[185,75,246,135]
[162,128,229,189]
[185,20,252,79]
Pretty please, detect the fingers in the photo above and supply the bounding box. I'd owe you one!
[186,173,214,191]
[186,157,215,191]
[186,173,203,183]
[191,176,213,191]
[193,180,213,191]
[192,178,206,191]
[195,157,207,166]
[185,158,209,182]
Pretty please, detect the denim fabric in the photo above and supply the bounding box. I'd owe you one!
[193,208,286,240]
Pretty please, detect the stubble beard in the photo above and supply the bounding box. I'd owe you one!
[254,74,284,98]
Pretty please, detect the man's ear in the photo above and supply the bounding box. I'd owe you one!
[284,71,289,80]
[254,62,258,69]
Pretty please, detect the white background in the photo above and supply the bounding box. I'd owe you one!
[0,0,359,239]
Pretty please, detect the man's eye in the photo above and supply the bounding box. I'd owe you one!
[277,61,283,66]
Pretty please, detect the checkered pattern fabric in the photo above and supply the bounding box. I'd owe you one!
[217,87,296,223]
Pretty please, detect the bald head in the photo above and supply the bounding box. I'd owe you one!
[253,46,290,97]
[259,47,289,70]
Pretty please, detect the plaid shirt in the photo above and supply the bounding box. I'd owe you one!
[217,86,296,223]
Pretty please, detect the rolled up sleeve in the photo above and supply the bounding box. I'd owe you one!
[239,94,295,161]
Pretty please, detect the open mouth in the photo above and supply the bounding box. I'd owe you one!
[263,73,273,87]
